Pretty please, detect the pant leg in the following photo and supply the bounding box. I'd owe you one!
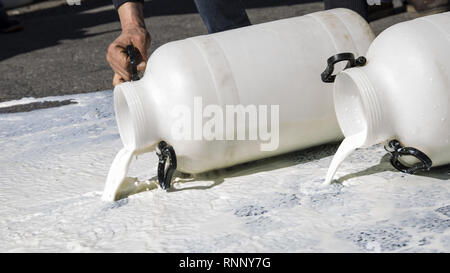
[324,0,368,20]
[0,1,8,21]
[193,0,251,33]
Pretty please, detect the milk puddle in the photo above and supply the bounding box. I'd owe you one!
[102,148,160,201]
[1,90,450,252]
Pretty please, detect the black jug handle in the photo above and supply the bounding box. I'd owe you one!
[156,141,177,190]
[385,139,433,174]
[126,44,140,81]
[321,52,366,83]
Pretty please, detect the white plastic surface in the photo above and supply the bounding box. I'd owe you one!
[326,11,450,183]
[104,8,375,200]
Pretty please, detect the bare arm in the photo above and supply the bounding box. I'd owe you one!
[106,2,151,86]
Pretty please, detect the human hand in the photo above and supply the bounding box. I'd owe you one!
[106,2,150,86]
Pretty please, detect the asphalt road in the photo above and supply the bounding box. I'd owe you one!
[0,0,424,103]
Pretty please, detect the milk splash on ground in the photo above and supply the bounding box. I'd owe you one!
[3,91,450,252]
[324,131,366,184]
[102,144,159,201]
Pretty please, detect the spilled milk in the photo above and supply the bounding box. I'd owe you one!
[104,132,368,198]
[102,148,135,201]
[102,144,160,201]
[324,131,366,184]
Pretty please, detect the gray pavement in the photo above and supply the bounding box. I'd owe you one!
[0,0,426,104]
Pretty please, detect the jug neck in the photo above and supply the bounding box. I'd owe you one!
[114,80,159,153]
[334,67,391,146]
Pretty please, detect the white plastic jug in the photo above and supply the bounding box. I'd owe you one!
[103,8,375,201]
[324,12,450,184]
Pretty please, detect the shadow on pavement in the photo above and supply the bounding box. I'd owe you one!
[0,0,319,61]
[170,142,339,192]
[336,154,450,183]
[111,142,338,200]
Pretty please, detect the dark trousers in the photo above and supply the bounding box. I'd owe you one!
[193,0,251,33]
[193,0,369,34]
[0,1,7,20]
[324,0,368,20]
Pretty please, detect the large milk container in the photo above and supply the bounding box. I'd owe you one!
[103,8,375,201]
[324,12,450,184]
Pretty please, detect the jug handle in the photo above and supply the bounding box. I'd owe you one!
[126,44,140,81]
[321,53,366,83]
[385,139,433,174]
[156,141,177,190]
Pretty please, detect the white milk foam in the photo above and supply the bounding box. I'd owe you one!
[4,91,450,252]
[324,131,366,184]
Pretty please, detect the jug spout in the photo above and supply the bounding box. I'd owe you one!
[114,80,160,153]
[323,66,392,185]
[333,67,391,147]
[102,81,161,201]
